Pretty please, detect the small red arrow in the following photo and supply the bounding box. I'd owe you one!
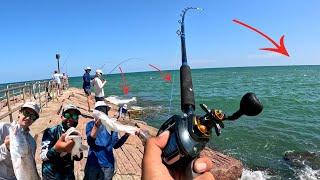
[233,19,289,57]
[148,64,172,82]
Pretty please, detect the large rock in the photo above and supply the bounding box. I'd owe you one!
[201,148,243,180]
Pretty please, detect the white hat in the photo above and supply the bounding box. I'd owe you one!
[85,67,92,70]
[21,102,40,119]
[62,104,81,115]
[123,104,128,109]
[96,69,103,74]
[95,101,108,108]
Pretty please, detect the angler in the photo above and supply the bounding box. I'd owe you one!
[0,102,40,180]
[40,104,83,180]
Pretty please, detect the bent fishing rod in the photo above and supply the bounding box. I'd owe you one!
[154,7,264,168]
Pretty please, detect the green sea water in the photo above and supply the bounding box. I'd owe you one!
[69,65,320,179]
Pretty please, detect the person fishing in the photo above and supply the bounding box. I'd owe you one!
[117,104,128,120]
[92,69,106,102]
[84,101,130,180]
[62,73,69,90]
[52,70,63,97]
[40,104,83,180]
[83,67,94,112]
[0,102,40,179]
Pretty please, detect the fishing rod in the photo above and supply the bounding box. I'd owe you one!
[155,7,264,169]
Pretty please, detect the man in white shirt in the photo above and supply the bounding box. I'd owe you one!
[52,70,63,96]
[92,69,106,102]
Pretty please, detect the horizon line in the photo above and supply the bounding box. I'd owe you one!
[1,64,319,85]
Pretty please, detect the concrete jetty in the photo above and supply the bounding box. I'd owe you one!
[1,87,243,180]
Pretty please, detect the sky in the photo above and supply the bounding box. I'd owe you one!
[0,0,320,83]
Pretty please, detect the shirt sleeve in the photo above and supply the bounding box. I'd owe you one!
[113,132,129,149]
[0,123,10,162]
[96,78,104,89]
[92,78,96,87]
[86,122,98,149]
[101,80,106,88]
[0,143,9,162]
[40,128,60,161]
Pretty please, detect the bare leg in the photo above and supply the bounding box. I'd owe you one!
[87,95,91,112]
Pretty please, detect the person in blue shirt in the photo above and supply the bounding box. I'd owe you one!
[84,101,130,180]
[83,67,93,112]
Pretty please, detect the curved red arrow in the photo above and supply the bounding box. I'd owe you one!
[233,19,289,57]
[148,64,172,82]
[119,66,129,95]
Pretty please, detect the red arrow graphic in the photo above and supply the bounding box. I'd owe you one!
[233,19,289,57]
[119,66,129,95]
[148,64,172,82]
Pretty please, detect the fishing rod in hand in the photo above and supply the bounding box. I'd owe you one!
[142,7,264,171]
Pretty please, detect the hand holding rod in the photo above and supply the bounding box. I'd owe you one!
[156,7,263,169]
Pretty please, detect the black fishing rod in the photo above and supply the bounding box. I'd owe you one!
[178,7,202,115]
[156,7,264,169]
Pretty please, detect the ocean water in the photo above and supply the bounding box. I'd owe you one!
[69,65,320,179]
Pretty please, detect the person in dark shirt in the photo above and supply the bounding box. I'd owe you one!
[83,67,93,112]
[117,104,128,120]
[84,101,130,180]
[40,104,83,180]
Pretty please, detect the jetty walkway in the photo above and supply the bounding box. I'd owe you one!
[0,83,243,180]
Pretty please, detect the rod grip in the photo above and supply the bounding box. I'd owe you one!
[180,65,195,112]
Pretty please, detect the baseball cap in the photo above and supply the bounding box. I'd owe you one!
[123,104,128,109]
[21,102,40,119]
[85,67,92,71]
[62,104,81,115]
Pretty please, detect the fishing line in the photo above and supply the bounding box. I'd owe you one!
[59,50,72,75]
[108,58,145,74]
[168,64,176,115]
[62,59,68,74]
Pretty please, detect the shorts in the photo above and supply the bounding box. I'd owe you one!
[95,96,105,102]
[84,88,91,96]
[84,165,114,180]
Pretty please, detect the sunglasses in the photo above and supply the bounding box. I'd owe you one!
[63,112,79,121]
[22,110,38,121]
